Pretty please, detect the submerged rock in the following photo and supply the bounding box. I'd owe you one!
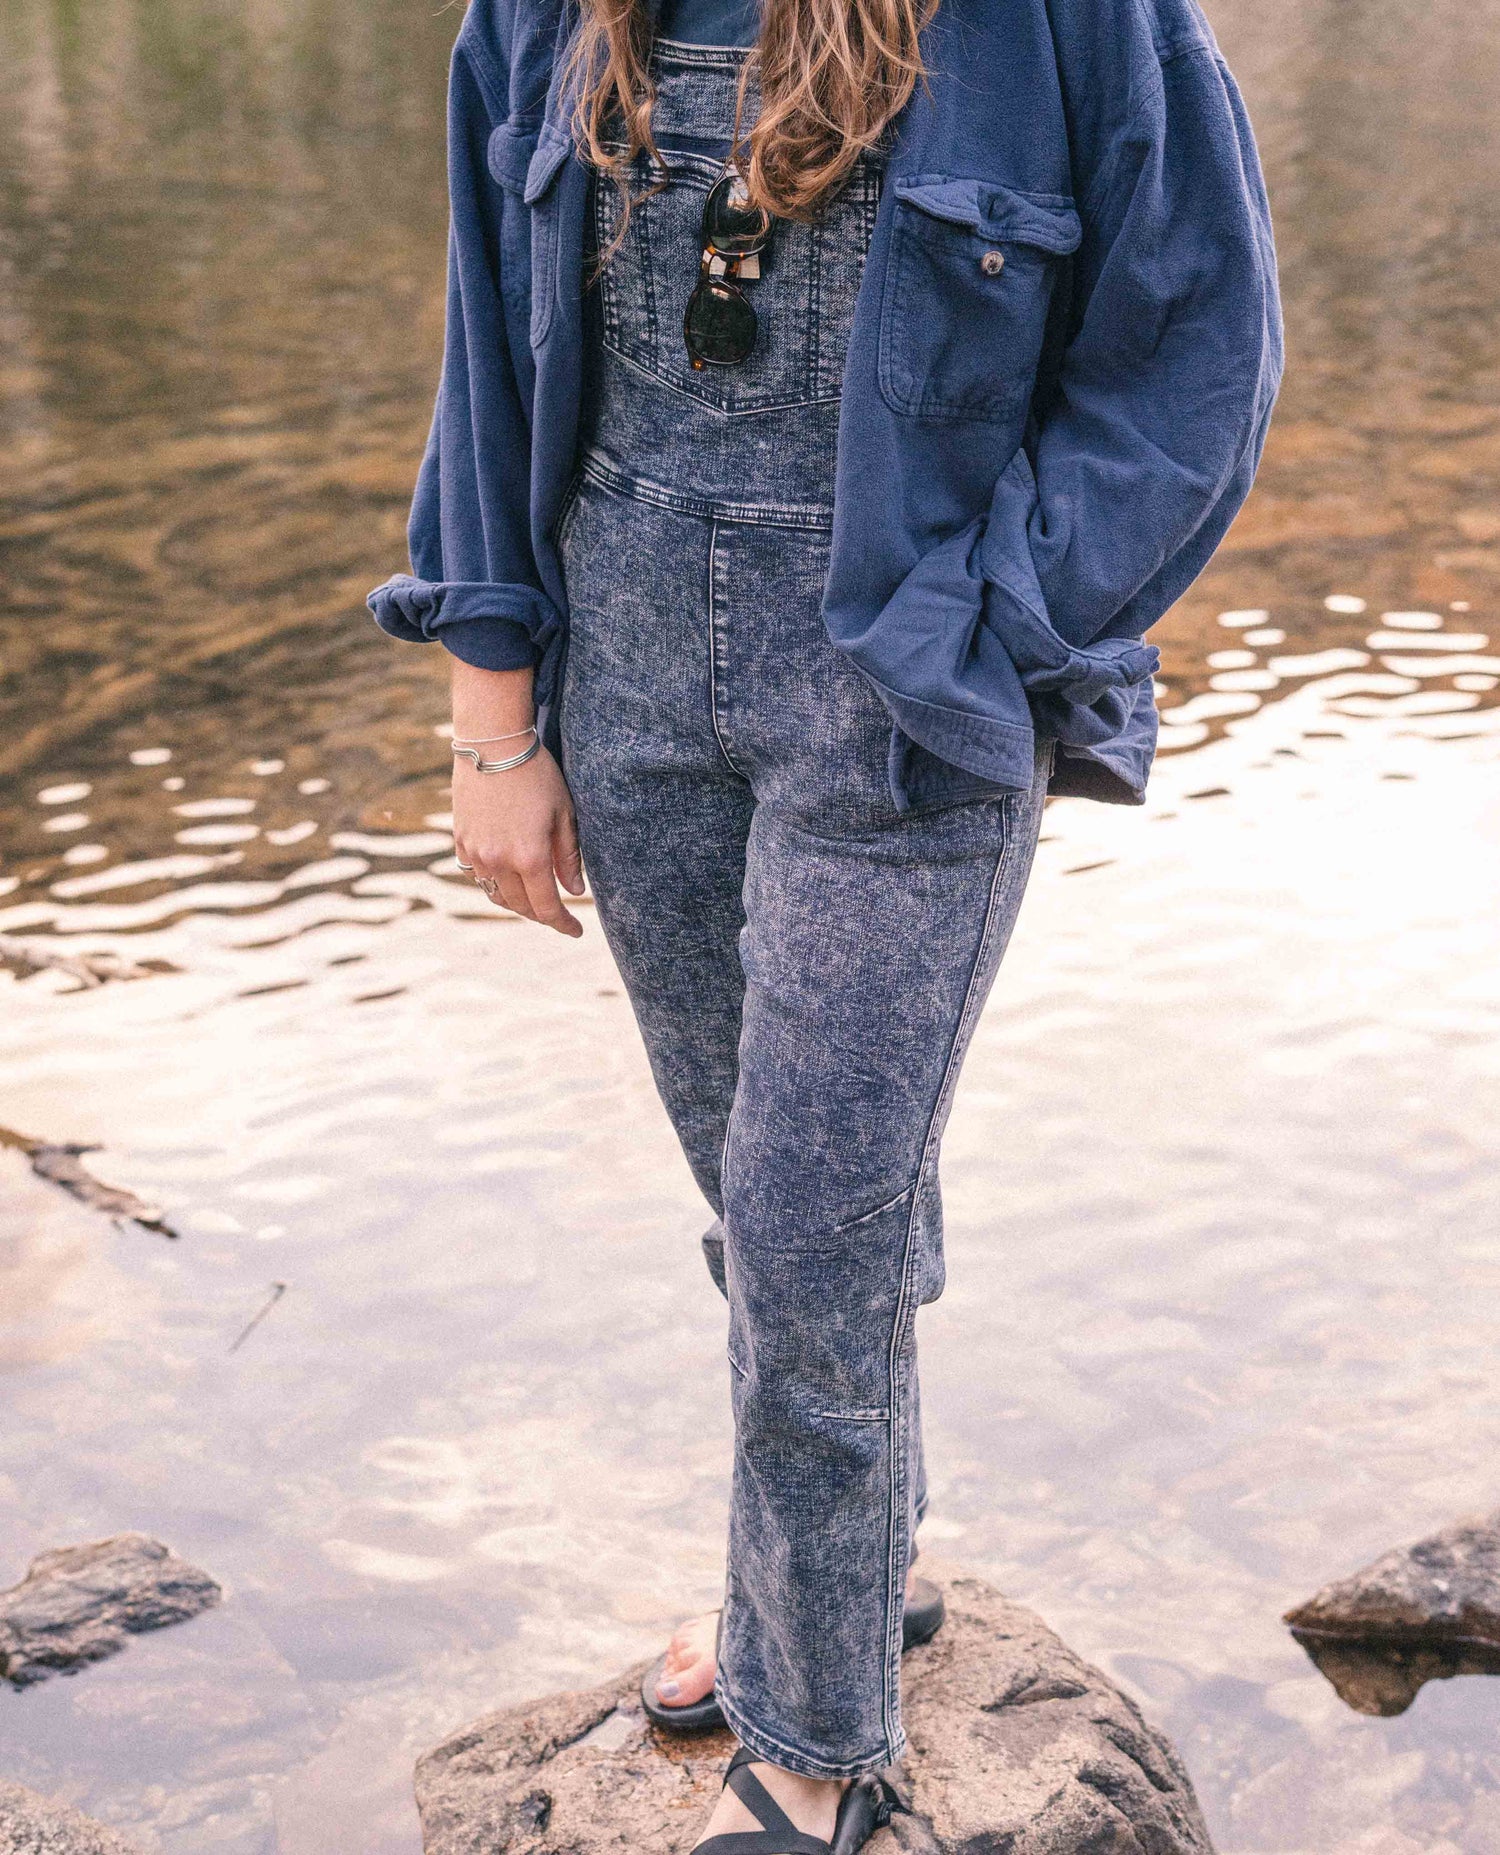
[414,1566,1214,1855]
[1284,1508,1500,1715]
[0,1780,144,1854]
[0,1534,221,1689]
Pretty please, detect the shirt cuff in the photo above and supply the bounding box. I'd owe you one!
[367,573,554,670]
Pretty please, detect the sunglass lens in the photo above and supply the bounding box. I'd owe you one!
[685,277,758,365]
[702,172,771,257]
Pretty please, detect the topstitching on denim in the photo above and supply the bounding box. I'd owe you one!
[706,520,747,779]
[577,450,834,532]
[652,35,754,65]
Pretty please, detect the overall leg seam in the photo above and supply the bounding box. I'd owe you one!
[880,798,1020,1760]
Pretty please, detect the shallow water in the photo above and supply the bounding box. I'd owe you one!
[1,1,1499,1850]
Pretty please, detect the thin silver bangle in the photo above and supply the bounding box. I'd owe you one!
[452,737,543,774]
[451,726,537,746]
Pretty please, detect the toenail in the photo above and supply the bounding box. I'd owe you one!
[659,1680,681,1700]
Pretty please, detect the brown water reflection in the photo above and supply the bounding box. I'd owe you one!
[0,0,1496,918]
[2,3,1500,1854]
[0,0,459,910]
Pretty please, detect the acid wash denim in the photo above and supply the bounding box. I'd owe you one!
[370,0,1281,810]
[549,42,1053,1779]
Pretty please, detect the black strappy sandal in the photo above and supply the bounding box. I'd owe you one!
[643,1578,945,1735]
[693,1747,903,1855]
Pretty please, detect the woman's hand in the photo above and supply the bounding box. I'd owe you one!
[453,743,585,937]
[449,659,585,939]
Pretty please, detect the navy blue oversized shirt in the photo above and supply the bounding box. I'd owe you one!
[370,0,1282,808]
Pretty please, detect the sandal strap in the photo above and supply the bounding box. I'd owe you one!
[726,1753,800,1839]
[871,1772,906,1815]
[690,1750,834,1855]
[694,1834,831,1855]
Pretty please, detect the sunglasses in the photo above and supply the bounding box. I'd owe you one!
[684,169,774,370]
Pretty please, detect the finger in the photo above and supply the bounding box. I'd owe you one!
[554,807,585,896]
[467,853,533,918]
[492,870,537,920]
[517,855,583,938]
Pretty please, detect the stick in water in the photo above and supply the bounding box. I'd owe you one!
[0,1126,177,1238]
[229,1282,288,1354]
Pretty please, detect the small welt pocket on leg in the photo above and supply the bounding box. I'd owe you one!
[724,1186,918,1423]
[832,1182,916,1237]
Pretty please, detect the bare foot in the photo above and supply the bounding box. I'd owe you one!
[695,1756,847,1849]
[655,1568,922,1709]
[655,1609,718,1709]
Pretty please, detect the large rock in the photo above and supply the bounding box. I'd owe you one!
[1284,1508,1500,1716]
[415,1566,1214,1854]
[0,1534,221,1689]
[0,1780,144,1854]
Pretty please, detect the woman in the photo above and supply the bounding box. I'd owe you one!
[370,0,1280,1842]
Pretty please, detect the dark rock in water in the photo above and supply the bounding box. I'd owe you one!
[414,1565,1214,1855]
[0,1779,145,1853]
[0,1534,221,1688]
[1284,1509,1500,1716]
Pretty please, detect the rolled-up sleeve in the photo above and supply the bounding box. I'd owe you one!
[368,28,560,673]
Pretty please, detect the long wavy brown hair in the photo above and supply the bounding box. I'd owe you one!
[566,0,937,241]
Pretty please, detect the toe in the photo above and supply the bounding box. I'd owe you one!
[656,1645,715,1705]
[656,1614,718,1705]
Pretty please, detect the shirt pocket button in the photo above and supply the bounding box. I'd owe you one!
[980,248,1006,276]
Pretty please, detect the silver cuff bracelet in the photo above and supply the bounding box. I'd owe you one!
[452,737,542,774]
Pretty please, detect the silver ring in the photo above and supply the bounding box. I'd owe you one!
[455,860,473,872]
[476,876,499,895]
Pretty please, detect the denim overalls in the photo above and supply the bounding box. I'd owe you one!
[557,41,1053,1778]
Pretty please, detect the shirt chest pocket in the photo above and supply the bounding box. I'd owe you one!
[878,177,1082,423]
